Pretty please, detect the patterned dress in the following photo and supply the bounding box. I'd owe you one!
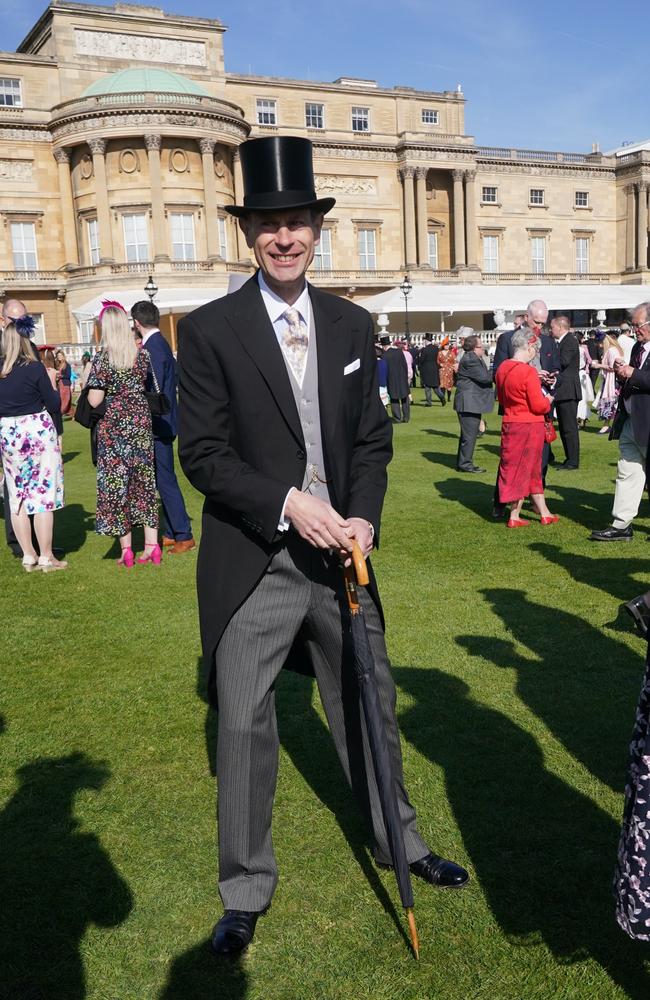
[438,347,458,392]
[0,411,64,515]
[614,650,650,939]
[87,349,158,536]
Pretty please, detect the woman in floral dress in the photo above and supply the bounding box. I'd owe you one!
[437,337,458,402]
[87,302,159,567]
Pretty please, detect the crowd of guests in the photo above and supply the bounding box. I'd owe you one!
[0,296,195,572]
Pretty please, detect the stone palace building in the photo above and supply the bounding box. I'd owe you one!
[1,0,649,346]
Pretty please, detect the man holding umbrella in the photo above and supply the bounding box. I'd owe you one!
[178,136,468,958]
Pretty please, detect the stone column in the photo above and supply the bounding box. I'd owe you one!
[199,138,221,259]
[626,184,636,270]
[464,169,479,268]
[452,169,466,268]
[399,166,417,268]
[638,180,648,270]
[145,134,168,261]
[232,148,244,259]
[53,147,79,266]
[88,138,114,262]
[415,166,429,267]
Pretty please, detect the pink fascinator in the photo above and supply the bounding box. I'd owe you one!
[98,299,127,322]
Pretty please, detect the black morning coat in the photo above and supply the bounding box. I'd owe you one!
[177,274,392,692]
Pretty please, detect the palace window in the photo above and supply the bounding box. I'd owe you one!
[575,191,589,208]
[421,109,439,125]
[170,213,195,261]
[482,235,499,273]
[529,188,545,206]
[217,217,228,260]
[122,213,149,263]
[77,319,95,345]
[481,186,498,204]
[530,236,546,274]
[428,232,438,269]
[575,236,590,274]
[305,103,324,129]
[86,218,100,265]
[358,228,376,269]
[351,107,370,132]
[256,99,277,126]
[313,228,333,270]
[10,222,37,270]
[0,78,22,107]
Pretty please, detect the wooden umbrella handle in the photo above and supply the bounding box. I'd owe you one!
[351,540,369,586]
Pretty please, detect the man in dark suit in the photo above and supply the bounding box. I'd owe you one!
[131,300,195,554]
[177,137,468,957]
[550,315,581,470]
[384,338,410,421]
[453,335,494,472]
[419,332,444,406]
[590,302,650,541]
[491,311,526,379]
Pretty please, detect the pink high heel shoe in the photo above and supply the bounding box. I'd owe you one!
[117,547,135,568]
[137,544,162,565]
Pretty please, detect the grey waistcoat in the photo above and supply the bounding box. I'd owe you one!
[279,310,332,504]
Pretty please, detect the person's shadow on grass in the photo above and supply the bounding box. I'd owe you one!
[0,752,133,1000]
[394,666,650,999]
[159,941,247,1000]
[433,477,496,521]
[55,503,96,554]
[544,480,626,532]
[530,542,650,608]
[457,588,643,793]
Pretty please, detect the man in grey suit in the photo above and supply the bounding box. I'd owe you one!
[177,137,468,958]
[454,335,494,473]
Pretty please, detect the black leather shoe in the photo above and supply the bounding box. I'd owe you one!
[589,525,633,542]
[555,463,579,471]
[409,852,469,888]
[623,595,650,637]
[211,910,263,956]
[456,466,485,474]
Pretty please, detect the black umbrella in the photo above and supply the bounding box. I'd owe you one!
[343,542,420,959]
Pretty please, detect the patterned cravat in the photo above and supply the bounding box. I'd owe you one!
[281,308,309,387]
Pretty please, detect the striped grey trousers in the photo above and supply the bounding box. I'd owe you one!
[214,534,428,911]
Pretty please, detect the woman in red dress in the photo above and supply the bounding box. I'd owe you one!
[495,327,559,528]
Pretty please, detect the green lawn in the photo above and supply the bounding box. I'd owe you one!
[2,396,650,1000]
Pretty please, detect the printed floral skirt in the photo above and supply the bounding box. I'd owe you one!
[0,411,64,515]
[614,648,650,939]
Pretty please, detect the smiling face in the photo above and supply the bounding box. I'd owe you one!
[239,208,324,303]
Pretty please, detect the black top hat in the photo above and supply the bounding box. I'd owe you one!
[225,136,335,218]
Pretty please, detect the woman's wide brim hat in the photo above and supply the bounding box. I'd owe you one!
[225,136,335,218]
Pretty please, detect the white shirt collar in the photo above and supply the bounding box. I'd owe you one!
[140,328,160,346]
[258,271,310,326]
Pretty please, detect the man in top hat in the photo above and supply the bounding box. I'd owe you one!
[177,136,468,957]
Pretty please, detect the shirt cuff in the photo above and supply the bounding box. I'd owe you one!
[278,487,297,532]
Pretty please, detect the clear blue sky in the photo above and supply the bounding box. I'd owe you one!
[2,0,647,152]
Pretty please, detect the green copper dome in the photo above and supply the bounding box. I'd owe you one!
[83,67,209,97]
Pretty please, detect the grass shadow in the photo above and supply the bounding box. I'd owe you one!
[458,587,643,793]
[421,450,459,470]
[394,665,650,999]
[530,542,650,606]
[434,477,497,521]
[159,940,248,1000]
[55,503,96,555]
[62,451,81,463]
[544,481,621,532]
[0,752,133,999]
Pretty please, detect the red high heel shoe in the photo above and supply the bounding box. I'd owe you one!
[507,518,530,528]
[117,547,135,567]
[540,515,560,526]
[137,544,162,565]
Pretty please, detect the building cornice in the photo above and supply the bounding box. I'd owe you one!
[225,72,464,102]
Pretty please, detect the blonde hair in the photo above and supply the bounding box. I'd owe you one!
[1,322,36,378]
[604,334,623,355]
[100,307,138,370]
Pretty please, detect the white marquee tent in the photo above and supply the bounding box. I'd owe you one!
[72,285,228,320]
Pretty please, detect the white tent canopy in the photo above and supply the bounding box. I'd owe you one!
[72,286,227,320]
[357,283,645,316]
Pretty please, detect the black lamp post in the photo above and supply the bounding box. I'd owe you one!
[400,274,412,338]
[144,274,158,302]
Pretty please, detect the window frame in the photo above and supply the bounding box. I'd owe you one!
[217,216,228,261]
[0,77,22,107]
[530,235,546,274]
[427,231,439,269]
[122,212,149,263]
[357,227,377,270]
[481,185,498,205]
[305,102,324,129]
[575,190,590,209]
[575,236,590,274]
[351,106,370,133]
[170,211,196,262]
[313,227,333,270]
[529,188,545,207]
[482,234,499,274]
[86,218,100,266]
[421,108,439,125]
[256,98,278,126]
[10,221,38,270]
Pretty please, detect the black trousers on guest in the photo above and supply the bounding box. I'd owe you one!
[456,412,481,470]
[390,398,410,423]
[555,399,580,467]
[3,478,21,557]
[424,385,445,405]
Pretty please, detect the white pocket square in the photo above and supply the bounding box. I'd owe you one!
[344,358,360,375]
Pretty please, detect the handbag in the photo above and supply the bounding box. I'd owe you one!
[145,358,171,417]
[74,385,106,429]
[543,417,557,444]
